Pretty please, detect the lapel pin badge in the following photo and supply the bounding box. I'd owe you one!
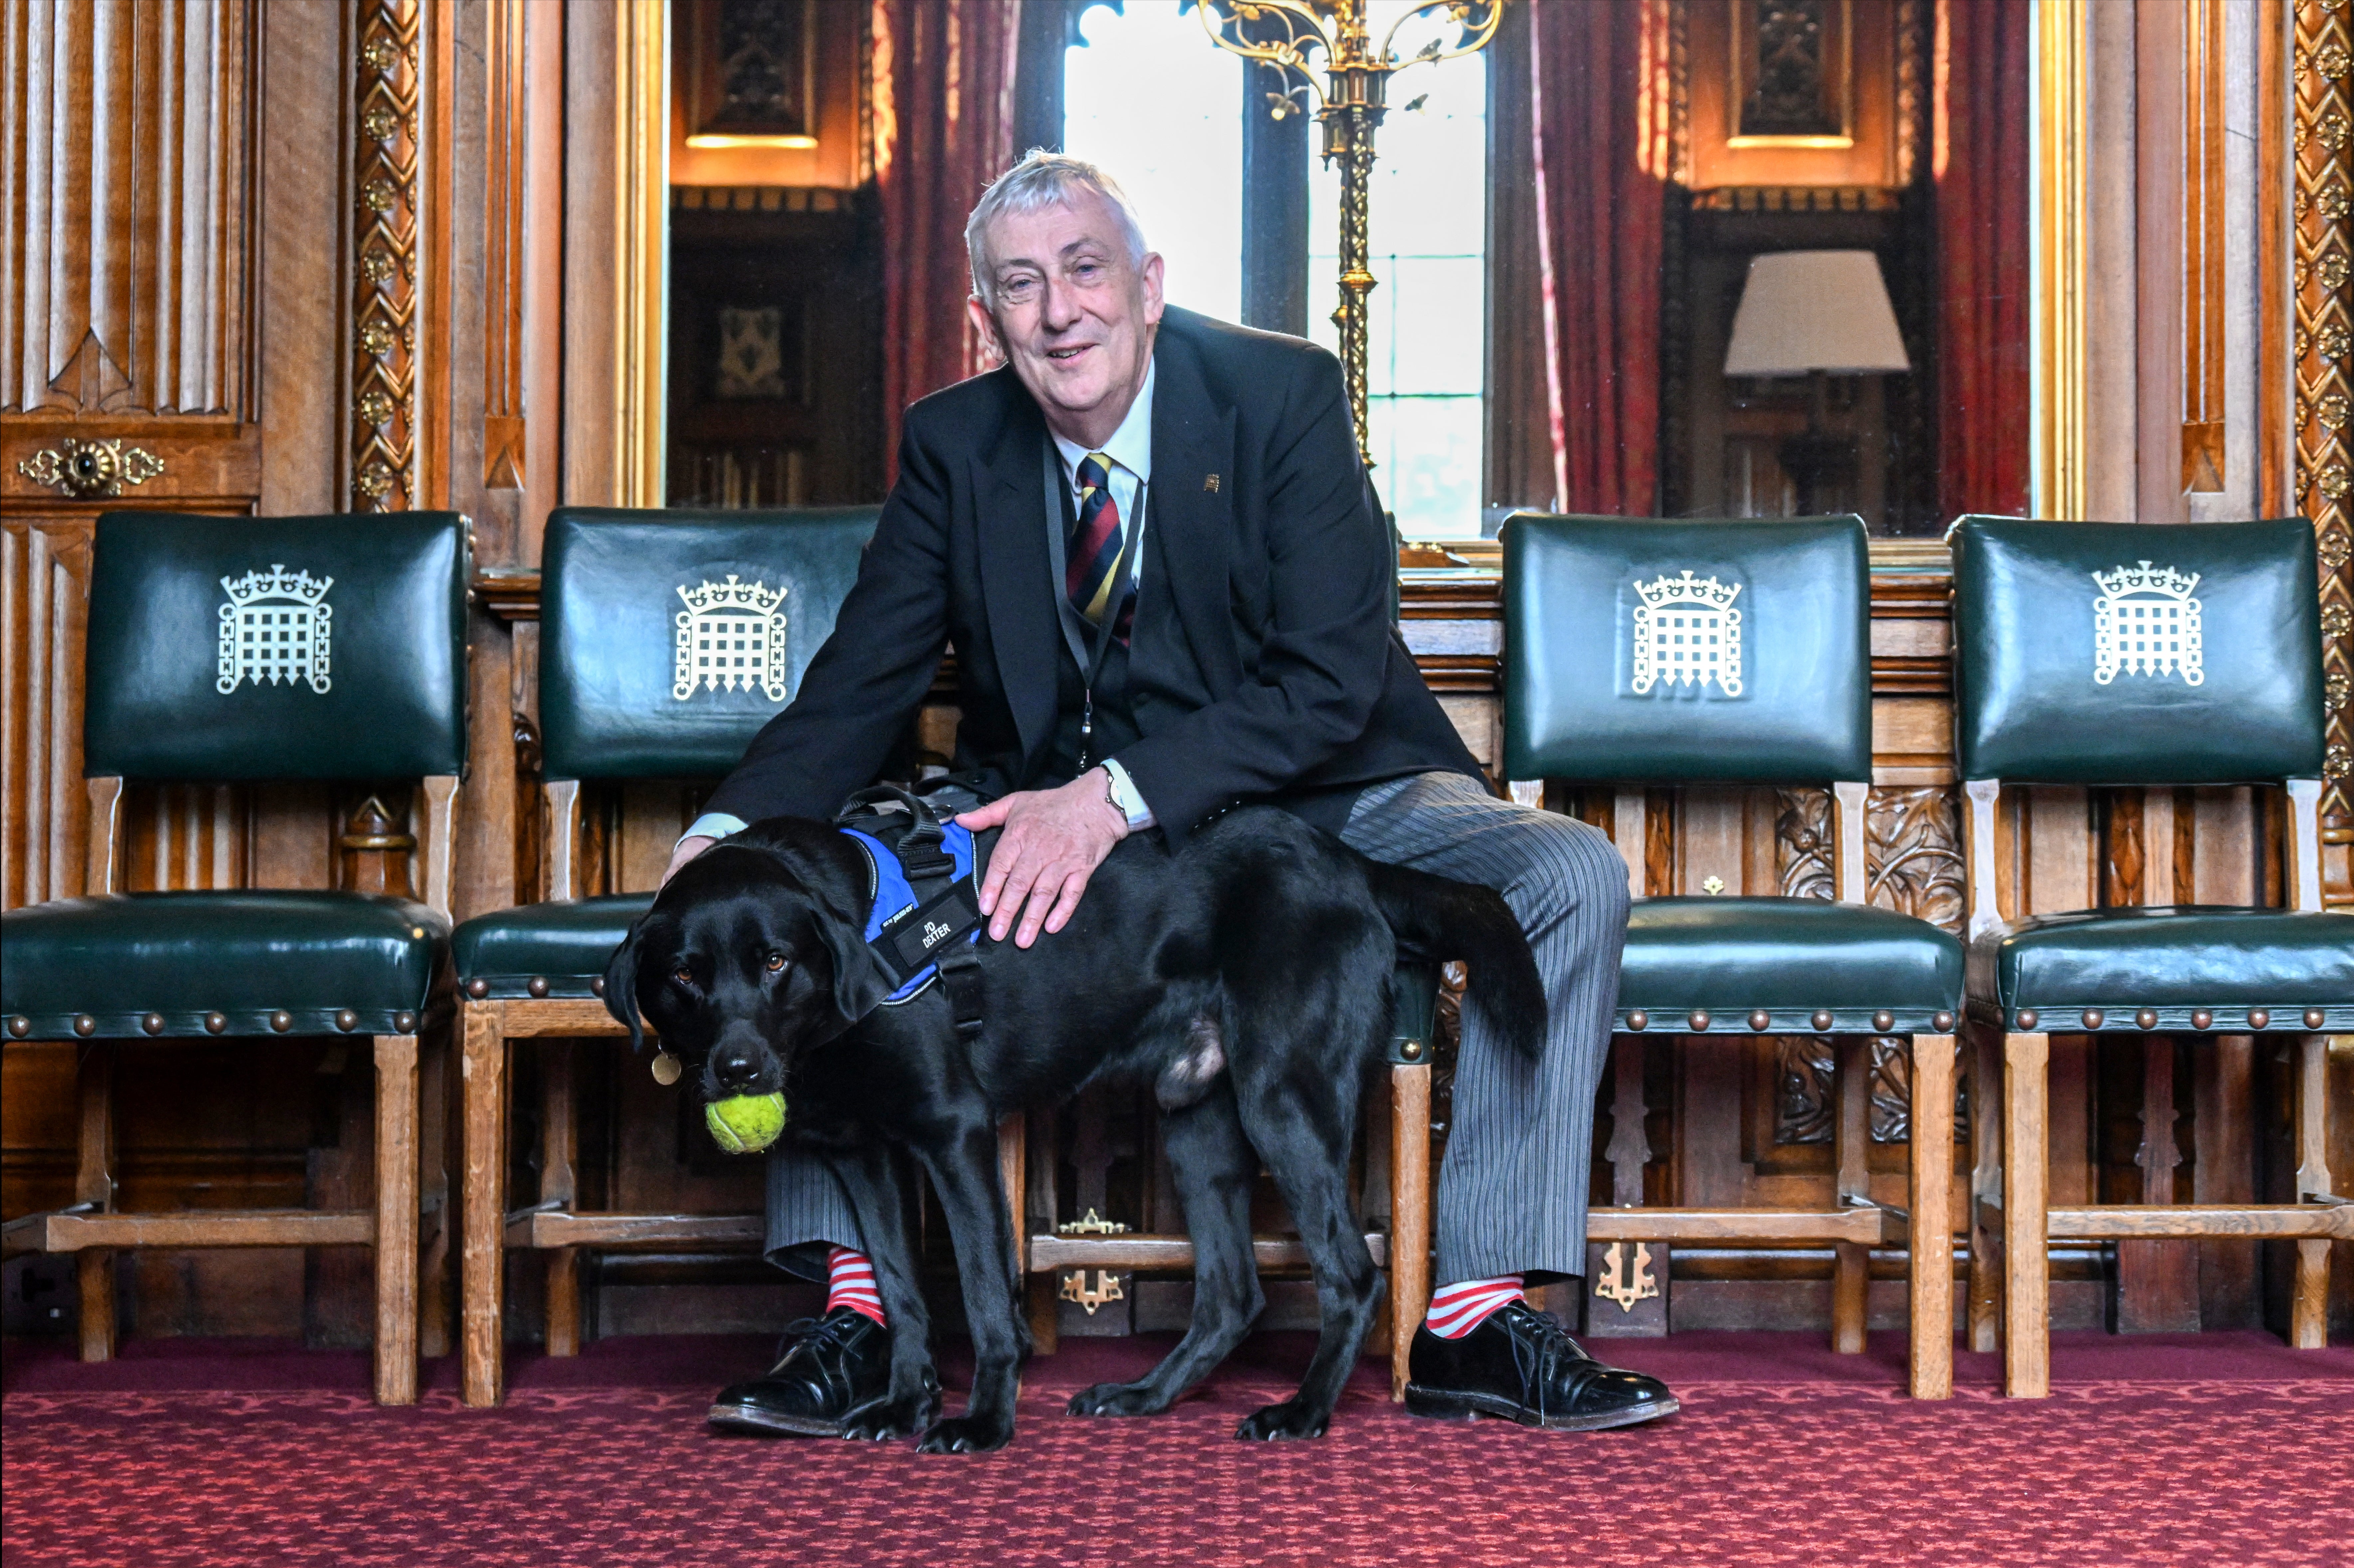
[1203,473,1220,493]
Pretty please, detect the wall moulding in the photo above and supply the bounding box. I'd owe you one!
[2031,0,2089,520]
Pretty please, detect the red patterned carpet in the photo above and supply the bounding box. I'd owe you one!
[7,1331,2351,1567]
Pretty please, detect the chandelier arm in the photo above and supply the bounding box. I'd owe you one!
[1377,0,1505,74]
[1197,0,1333,110]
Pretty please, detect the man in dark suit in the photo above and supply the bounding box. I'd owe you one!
[678,153,1674,1436]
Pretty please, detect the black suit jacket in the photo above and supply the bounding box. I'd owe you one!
[702,307,1483,841]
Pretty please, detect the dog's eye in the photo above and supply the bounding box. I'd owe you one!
[764,953,788,973]
[672,967,693,988]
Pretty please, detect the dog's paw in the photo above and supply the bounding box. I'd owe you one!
[1067,1381,1170,1418]
[1234,1400,1331,1442]
[842,1390,937,1442]
[915,1414,1014,1454]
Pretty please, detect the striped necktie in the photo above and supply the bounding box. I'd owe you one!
[1067,452,1132,639]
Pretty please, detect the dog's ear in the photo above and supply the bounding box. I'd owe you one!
[813,903,893,1024]
[601,920,648,1056]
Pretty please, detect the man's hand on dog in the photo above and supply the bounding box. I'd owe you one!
[958,767,1129,948]
[661,835,716,889]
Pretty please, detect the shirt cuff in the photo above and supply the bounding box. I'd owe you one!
[1101,759,1157,831]
[680,812,747,849]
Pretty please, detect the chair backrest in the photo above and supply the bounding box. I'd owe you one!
[1503,514,1874,785]
[538,506,882,781]
[86,511,470,781]
[1949,515,2329,924]
[1949,515,2324,786]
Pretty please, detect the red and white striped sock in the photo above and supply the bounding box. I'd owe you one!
[1422,1275,1524,1338]
[825,1245,885,1326]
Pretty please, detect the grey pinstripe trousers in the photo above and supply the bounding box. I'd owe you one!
[764,769,1629,1288]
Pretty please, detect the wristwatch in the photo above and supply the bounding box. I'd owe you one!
[1100,760,1156,832]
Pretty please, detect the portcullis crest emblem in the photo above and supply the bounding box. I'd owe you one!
[2091,561,2202,686]
[675,575,789,701]
[218,565,334,694]
[1631,570,1743,696]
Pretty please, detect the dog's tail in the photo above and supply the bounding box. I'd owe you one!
[1364,859,1547,1060]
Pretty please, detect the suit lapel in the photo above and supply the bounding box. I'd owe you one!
[1146,332,1240,692]
[973,401,1058,763]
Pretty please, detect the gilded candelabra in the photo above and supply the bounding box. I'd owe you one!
[1198,0,1504,468]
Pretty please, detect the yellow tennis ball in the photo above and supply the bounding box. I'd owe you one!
[705,1092,786,1154]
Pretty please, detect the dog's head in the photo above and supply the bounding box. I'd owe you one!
[601,824,892,1111]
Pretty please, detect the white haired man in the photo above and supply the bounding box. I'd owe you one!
[670,152,1675,1438]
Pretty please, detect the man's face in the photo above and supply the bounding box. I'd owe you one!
[968,191,1164,439]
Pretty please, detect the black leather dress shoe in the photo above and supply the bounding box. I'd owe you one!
[1404,1302,1679,1431]
[708,1308,921,1438]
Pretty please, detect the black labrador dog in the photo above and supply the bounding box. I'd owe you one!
[605,804,1542,1453]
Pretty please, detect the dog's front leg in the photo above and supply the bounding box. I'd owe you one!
[830,1140,941,1440]
[912,1120,1028,1454]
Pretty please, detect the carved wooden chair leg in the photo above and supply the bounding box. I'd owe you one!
[1830,1035,1870,1354]
[542,1040,581,1357]
[460,1002,509,1408]
[373,1033,422,1408]
[1388,1061,1432,1401]
[1907,1033,1957,1399]
[1999,1029,2050,1398]
[2291,1033,2333,1349]
[73,1040,117,1363]
[1965,1019,2004,1355]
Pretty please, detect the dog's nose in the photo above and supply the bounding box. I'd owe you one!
[712,1046,761,1089]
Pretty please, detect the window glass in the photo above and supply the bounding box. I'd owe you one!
[1062,5,1243,325]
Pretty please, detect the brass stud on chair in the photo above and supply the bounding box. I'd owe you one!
[1811,1010,1835,1031]
[2015,1010,2038,1030]
[1871,1011,1894,1033]
[464,978,490,1000]
[2081,1010,2105,1029]
[394,1011,418,1033]
[141,1013,165,1035]
[2307,1009,2328,1029]
[270,1011,293,1032]
[1688,1010,1711,1031]
[204,1013,228,1034]
[411,926,428,940]
[1932,1012,1954,1032]
[527,977,551,999]
[1624,1011,1648,1032]
[8,1016,31,1038]
[2190,1010,2212,1031]
[335,1010,359,1031]
[73,1015,96,1037]
[2135,1008,2158,1030]
[1749,1010,1772,1031]
[1398,1038,1425,1061]
[591,977,606,997]
[2248,1009,2270,1030]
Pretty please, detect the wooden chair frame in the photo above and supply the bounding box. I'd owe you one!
[1961,777,2352,1398]
[0,774,458,1407]
[1509,780,1961,1400]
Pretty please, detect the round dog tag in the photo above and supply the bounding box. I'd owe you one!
[651,1051,682,1086]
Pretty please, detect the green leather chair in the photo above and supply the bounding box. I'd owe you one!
[1950,515,2350,1398]
[1504,514,1966,1399]
[451,505,880,1406]
[0,510,470,1406]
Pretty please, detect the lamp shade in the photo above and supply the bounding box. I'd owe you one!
[1722,250,1912,378]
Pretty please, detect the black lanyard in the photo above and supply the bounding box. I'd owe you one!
[1075,475,1144,773]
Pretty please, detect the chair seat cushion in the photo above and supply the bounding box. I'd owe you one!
[1970,905,2354,1028]
[1,892,446,1039]
[452,895,651,999]
[1618,897,1962,1032]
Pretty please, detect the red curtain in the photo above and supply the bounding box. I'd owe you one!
[1934,0,2032,520]
[873,0,1022,485]
[1528,0,1665,515]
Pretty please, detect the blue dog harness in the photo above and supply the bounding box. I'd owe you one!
[840,820,985,1005]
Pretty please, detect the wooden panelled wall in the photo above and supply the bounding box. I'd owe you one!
[3,0,2350,1345]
